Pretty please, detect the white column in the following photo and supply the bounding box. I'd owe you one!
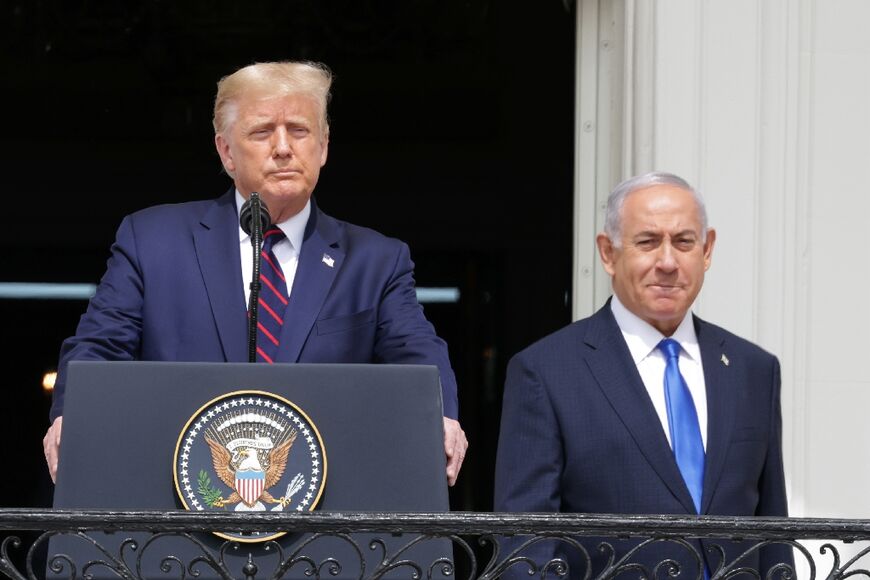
[574,0,870,541]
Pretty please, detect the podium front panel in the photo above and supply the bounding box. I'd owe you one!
[50,361,452,579]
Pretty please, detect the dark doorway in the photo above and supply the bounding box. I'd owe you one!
[1,0,575,517]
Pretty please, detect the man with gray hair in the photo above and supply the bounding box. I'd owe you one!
[44,60,467,486]
[494,172,791,578]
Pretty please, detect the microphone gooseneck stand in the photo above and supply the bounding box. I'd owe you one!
[240,192,272,363]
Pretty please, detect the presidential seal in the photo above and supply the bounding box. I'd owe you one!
[173,390,327,542]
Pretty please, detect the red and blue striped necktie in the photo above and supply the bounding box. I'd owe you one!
[255,227,289,364]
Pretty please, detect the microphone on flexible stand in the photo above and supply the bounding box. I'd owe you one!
[239,192,272,363]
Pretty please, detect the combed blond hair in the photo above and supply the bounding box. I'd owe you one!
[213,61,333,136]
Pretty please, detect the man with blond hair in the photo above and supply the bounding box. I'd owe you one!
[44,61,467,486]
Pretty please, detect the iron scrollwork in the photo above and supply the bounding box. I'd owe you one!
[1,511,869,579]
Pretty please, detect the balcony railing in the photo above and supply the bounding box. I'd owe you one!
[0,509,867,579]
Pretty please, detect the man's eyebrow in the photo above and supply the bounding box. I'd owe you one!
[243,118,274,129]
[632,230,662,238]
[283,117,312,127]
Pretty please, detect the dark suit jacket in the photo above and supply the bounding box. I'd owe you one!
[493,300,791,578]
[50,189,458,421]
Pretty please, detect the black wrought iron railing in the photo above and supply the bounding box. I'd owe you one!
[0,510,866,580]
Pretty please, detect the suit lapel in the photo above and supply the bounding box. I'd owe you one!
[584,304,700,514]
[276,202,344,362]
[194,189,248,362]
[695,317,736,514]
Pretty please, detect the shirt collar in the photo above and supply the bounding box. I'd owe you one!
[234,190,310,252]
[610,293,701,364]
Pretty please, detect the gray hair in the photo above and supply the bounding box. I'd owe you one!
[603,171,708,248]
[213,61,333,136]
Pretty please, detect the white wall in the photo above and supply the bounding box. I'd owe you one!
[574,0,870,532]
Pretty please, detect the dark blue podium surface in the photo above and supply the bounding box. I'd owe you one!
[50,361,451,579]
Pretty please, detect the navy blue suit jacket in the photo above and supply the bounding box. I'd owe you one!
[494,300,791,578]
[50,189,458,421]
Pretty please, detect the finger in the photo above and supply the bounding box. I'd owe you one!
[44,439,58,483]
[446,453,459,486]
[443,418,460,453]
[442,418,467,486]
[446,441,467,487]
[44,418,63,483]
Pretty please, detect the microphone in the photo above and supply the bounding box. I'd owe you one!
[239,193,272,235]
[240,192,272,363]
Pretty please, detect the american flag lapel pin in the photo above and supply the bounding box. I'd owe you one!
[322,253,335,268]
[721,353,730,366]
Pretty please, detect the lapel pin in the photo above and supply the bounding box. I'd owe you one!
[322,253,335,268]
[721,353,730,367]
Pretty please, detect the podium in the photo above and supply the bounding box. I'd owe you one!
[49,361,451,579]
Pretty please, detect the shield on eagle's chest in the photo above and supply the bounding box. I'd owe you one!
[235,470,266,505]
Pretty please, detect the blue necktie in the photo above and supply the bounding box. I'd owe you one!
[254,227,289,364]
[658,338,705,514]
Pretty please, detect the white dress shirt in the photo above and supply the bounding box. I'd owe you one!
[235,191,310,307]
[610,294,708,450]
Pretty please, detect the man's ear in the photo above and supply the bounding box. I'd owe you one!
[597,233,618,276]
[319,131,329,167]
[215,133,235,175]
[703,228,716,271]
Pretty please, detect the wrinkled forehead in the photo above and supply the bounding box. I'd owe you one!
[622,185,705,232]
[225,89,327,132]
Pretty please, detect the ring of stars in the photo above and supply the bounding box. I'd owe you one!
[175,391,326,517]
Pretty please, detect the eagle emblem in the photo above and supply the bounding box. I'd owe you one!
[174,391,327,541]
[205,426,298,510]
